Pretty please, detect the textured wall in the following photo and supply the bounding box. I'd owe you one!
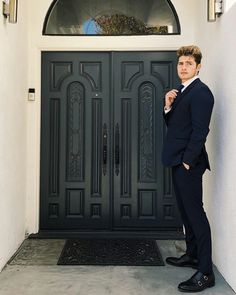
[0,0,28,271]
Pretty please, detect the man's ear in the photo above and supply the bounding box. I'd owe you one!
[197,63,201,74]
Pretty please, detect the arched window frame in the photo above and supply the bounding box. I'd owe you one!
[42,0,181,36]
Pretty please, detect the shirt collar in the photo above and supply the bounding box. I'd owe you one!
[181,76,199,92]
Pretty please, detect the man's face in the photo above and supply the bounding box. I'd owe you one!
[177,55,201,83]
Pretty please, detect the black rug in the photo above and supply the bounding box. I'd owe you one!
[57,239,164,266]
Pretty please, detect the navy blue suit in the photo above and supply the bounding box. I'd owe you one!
[162,78,214,274]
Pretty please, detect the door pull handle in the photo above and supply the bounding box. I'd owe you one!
[115,123,120,176]
[103,123,108,175]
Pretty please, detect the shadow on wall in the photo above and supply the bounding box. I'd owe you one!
[209,0,236,183]
[202,5,236,292]
[206,0,236,249]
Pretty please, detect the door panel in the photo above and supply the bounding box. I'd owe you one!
[113,52,180,228]
[40,51,181,232]
[41,52,111,229]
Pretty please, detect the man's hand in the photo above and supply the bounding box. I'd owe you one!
[183,162,190,170]
[165,89,179,109]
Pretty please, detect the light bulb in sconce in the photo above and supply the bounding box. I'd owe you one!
[2,0,18,23]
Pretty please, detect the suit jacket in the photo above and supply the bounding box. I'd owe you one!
[162,78,214,169]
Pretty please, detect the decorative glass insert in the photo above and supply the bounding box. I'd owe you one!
[43,0,180,35]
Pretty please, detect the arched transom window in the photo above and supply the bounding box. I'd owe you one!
[43,0,180,35]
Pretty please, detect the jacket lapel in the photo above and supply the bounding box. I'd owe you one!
[171,78,200,112]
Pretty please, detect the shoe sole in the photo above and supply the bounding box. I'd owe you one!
[178,282,215,293]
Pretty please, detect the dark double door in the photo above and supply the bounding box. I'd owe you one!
[40,51,181,232]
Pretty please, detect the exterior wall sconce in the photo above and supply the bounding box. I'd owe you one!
[2,0,18,23]
[208,0,223,22]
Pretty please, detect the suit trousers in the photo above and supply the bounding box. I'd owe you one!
[172,157,213,274]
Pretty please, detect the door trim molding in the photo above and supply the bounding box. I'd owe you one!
[27,49,179,235]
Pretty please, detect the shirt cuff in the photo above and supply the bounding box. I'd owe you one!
[164,106,172,114]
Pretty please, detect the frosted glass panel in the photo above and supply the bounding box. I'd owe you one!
[44,0,180,35]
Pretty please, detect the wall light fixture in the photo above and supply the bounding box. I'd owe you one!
[2,0,18,23]
[208,0,223,22]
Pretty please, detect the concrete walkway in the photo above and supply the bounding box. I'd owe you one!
[0,239,234,295]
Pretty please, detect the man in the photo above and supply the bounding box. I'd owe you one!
[162,45,214,293]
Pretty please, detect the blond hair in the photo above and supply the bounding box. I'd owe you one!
[177,45,202,65]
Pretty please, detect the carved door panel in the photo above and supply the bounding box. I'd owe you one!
[40,52,111,229]
[113,52,181,229]
[40,51,181,231]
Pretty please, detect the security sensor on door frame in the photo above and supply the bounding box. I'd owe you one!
[2,0,18,23]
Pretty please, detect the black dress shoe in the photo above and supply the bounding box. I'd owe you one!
[178,271,215,293]
[166,254,198,269]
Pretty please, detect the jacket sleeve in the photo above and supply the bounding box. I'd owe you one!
[182,87,214,166]
[163,107,173,126]
[163,110,169,125]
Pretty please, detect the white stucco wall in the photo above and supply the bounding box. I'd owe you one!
[0,1,28,271]
[195,0,236,291]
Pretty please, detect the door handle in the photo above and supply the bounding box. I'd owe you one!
[103,123,108,175]
[115,123,120,176]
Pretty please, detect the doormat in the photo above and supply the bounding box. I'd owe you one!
[57,239,164,266]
